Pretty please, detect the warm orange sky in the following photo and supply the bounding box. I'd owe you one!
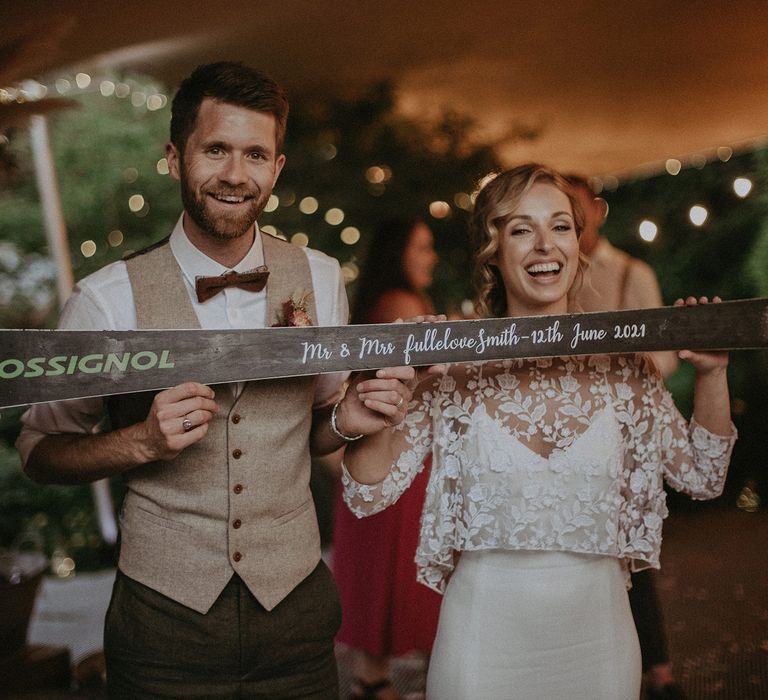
[3,0,768,177]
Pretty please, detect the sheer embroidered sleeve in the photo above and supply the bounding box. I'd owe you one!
[341,373,440,518]
[617,355,736,501]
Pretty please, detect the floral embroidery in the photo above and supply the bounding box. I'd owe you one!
[342,354,736,594]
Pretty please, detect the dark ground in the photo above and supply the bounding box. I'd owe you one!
[4,502,767,700]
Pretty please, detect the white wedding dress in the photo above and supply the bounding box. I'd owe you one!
[343,354,735,699]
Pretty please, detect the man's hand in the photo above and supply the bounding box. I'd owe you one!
[133,382,219,462]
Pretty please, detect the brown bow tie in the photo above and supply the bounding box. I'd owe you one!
[195,266,269,303]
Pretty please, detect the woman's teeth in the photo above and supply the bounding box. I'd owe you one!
[526,262,561,275]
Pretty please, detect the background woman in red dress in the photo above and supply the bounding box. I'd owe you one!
[332,217,442,700]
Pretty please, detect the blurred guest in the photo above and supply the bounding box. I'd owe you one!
[568,173,685,700]
[333,217,441,700]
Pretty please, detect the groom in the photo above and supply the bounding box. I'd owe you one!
[16,62,413,698]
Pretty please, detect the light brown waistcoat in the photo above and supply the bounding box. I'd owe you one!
[110,233,321,613]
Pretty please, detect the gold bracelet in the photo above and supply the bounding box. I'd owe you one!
[330,400,364,442]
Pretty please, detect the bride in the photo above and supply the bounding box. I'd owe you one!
[340,163,735,699]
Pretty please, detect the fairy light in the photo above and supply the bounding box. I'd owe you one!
[717,146,733,162]
[733,177,753,198]
[340,227,361,245]
[264,194,279,212]
[81,240,97,257]
[429,201,451,219]
[689,205,708,226]
[128,194,145,212]
[156,158,169,175]
[638,220,658,242]
[454,192,472,211]
[665,159,682,176]
[108,230,124,247]
[291,233,309,247]
[299,197,319,214]
[325,208,345,225]
[341,262,359,283]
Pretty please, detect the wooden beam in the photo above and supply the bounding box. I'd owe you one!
[1,298,766,409]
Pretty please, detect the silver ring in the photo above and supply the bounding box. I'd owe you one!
[182,418,193,432]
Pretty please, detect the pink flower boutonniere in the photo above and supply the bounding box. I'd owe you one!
[273,291,314,327]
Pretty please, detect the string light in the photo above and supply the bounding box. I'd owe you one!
[689,205,708,226]
[340,227,360,245]
[429,201,451,219]
[341,262,359,282]
[299,197,319,214]
[80,240,97,257]
[128,194,145,212]
[638,220,658,242]
[291,233,309,247]
[107,230,124,247]
[264,194,279,212]
[665,159,682,176]
[325,208,344,225]
[733,177,753,198]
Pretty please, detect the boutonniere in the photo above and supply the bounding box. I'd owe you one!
[273,291,313,327]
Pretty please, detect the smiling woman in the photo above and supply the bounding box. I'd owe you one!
[341,163,736,699]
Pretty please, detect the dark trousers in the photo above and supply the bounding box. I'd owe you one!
[628,568,669,672]
[104,562,341,699]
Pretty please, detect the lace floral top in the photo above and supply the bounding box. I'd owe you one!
[342,354,735,593]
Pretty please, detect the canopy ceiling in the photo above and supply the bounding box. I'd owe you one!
[2,0,768,178]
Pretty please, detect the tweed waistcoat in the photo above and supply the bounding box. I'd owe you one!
[110,232,320,613]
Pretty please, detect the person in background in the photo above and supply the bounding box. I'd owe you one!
[332,217,442,700]
[568,174,685,700]
[342,164,735,699]
[16,62,414,699]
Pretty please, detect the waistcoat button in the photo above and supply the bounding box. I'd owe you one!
[232,449,242,459]
[233,551,242,562]
[233,484,243,494]
[232,414,241,424]
[232,519,242,529]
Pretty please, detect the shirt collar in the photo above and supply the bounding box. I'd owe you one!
[168,213,266,290]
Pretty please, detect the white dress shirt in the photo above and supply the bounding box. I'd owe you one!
[17,215,349,464]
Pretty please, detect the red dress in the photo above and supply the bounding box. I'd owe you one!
[332,289,442,657]
[332,456,441,656]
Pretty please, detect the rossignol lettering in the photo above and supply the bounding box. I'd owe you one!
[0,350,175,380]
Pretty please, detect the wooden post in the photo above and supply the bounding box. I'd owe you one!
[28,115,117,545]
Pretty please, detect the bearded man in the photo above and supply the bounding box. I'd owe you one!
[17,62,413,698]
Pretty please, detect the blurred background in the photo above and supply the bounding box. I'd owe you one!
[1,1,767,696]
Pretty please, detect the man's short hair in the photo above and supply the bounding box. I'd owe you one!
[170,62,289,154]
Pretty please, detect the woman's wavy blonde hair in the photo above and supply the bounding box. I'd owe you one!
[471,163,586,318]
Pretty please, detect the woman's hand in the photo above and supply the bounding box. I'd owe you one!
[674,296,729,373]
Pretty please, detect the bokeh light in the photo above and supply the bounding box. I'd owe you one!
[689,205,708,226]
[638,220,658,242]
[340,227,361,245]
[733,177,753,198]
[299,196,319,214]
[80,240,97,257]
[665,159,682,176]
[265,194,279,212]
[325,208,345,225]
[429,201,451,219]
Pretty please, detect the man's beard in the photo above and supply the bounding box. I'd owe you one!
[179,172,270,241]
